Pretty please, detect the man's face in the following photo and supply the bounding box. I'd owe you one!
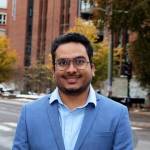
[53,42,95,95]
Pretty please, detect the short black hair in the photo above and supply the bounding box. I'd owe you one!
[51,32,93,66]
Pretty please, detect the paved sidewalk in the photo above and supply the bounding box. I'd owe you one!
[129,109,150,129]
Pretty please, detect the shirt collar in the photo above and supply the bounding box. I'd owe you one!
[49,85,97,107]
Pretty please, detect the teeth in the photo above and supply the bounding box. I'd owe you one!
[67,78,77,80]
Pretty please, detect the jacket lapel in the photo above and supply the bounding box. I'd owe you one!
[74,103,99,150]
[47,101,65,150]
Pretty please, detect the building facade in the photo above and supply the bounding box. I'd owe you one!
[7,0,79,70]
[0,0,7,36]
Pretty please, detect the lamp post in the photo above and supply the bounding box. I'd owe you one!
[92,3,129,97]
[91,3,113,96]
[106,1,113,97]
[107,29,113,97]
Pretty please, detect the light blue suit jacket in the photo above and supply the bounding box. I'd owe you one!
[12,94,133,150]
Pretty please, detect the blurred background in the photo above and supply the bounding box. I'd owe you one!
[0,0,150,149]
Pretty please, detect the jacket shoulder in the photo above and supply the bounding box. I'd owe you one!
[22,94,50,110]
[96,94,128,113]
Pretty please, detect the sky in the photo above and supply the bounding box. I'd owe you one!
[0,0,7,8]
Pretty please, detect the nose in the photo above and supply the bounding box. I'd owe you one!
[66,62,77,73]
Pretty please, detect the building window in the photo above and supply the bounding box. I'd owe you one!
[59,0,70,34]
[24,0,34,66]
[81,0,92,11]
[0,13,7,25]
[29,7,33,17]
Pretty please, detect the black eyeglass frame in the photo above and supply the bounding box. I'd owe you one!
[55,56,90,71]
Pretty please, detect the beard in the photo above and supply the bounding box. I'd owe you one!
[57,79,91,96]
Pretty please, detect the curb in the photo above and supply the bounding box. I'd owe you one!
[0,94,41,100]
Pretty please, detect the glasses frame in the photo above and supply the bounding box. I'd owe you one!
[55,57,90,71]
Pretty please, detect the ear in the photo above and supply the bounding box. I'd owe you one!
[91,63,95,77]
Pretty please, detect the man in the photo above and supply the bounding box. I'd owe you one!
[12,33,133,150]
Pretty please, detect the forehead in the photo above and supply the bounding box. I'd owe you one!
[55,42,88,59]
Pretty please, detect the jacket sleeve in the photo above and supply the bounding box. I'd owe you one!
[113,107,134,150]
[12,105,29,150]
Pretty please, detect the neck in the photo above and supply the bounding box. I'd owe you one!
[58,87,90,110]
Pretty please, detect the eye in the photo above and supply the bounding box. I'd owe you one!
[75,58,86,65]
[57,59,68,66]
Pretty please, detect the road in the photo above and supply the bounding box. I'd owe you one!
[0,97,28,150]
[135,129,150,150]
[0,97,150,150]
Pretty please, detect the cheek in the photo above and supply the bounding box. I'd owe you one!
[53,71,59,80]
[53,71,64,82]
[82,70,93,81]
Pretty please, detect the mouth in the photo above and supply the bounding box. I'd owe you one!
[63,75,81,84]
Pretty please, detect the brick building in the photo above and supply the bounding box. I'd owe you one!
[0,0,7,36]
[7,0,79,70]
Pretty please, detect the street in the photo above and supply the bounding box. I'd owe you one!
[134,129,150,150]
[0,97,150,150]
[0,97,28,150]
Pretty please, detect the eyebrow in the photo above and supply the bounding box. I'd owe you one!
[75,56,86,59]
[56,56,87,60]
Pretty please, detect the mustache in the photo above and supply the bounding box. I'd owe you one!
[62,74,81,79]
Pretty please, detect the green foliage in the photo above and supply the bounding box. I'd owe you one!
[90,0,150,88]
[92,42,108,88]
[92,42,123,88]
[128,0,150,89]
[90,0,150,31]
[129,32,150,89]
[24,63,55,93]
[128,0,150,31]
[0,37,16,83]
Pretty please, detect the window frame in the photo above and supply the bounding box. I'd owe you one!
[0,13,7,25]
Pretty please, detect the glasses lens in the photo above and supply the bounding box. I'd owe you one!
[57,59,68,66]
[55,58,69,70]
[74,58,86,68]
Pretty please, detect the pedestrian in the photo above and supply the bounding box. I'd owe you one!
[12,33,133,150]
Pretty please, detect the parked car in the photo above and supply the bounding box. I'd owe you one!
[0,84,14,94]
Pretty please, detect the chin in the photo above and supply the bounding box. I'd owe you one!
[58,80,91,95]
[60,86,89,96]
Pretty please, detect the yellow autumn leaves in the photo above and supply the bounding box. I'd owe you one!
[0,37,17,82]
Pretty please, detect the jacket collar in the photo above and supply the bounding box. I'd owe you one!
[49,85,97,108]
[46,91,101,150]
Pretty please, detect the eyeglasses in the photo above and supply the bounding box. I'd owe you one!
[55,57,90,71]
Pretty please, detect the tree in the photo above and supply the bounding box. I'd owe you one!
[128,0,150,89]
[89,0,150,89]
[23,56,54,93]
[0,37,16,83]
[129,32,150,89]
[90,0,148,31]
[92,42,108,88]
[113,47,123,76]
[68,18,98,43]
